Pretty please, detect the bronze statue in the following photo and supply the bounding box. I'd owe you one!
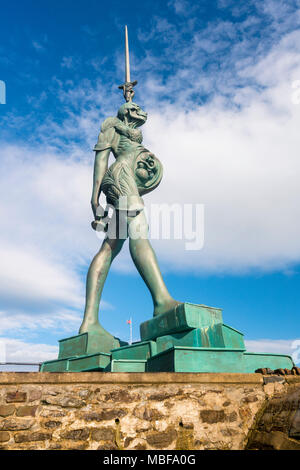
[79,27,180,344]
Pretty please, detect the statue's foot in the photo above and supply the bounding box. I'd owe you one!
[79,319,124,353]
[79,320,114,339]
[153,299,183,317]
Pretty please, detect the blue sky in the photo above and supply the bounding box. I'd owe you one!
[0,0,300,366]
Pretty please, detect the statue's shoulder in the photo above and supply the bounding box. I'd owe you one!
[101,117,131,136]
[100,117,120,133]
[94,117,120,152]
[112,119,143,144]
[94,116,143,152]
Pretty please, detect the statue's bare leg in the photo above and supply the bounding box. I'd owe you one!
[79,236,125,334]
[128,211,180,317]
[79,209,180,335]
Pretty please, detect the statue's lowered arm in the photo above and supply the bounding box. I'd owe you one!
[91,149,109,218]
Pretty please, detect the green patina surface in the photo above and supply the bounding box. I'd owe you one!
[40,358,73,372]
[107,359,147,372]
[68,352,111,372]
[147,347,294,373]
[111,341,157,360]
[40,30,293,377]
[58,334,88,359]
[155,324,245,353]
[41,302,294,373]
[242,352,294,373]
[58,331,126,359]
[140,303,223,342]
[147,347,245,373]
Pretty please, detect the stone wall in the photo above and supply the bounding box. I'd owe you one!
[247,381,300,450]
[0,372,299,450]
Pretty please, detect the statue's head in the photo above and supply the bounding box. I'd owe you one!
[117,102,147,127]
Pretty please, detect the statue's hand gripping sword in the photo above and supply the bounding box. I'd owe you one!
[118,25,137,102]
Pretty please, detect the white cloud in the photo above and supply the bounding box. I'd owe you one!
[2,17,300,283]
[0,337,58,363]
[0,1,300,345]
[0,146,114,329]
[0,309,82,336]
[0,243,84,307]
[142,29,300,273]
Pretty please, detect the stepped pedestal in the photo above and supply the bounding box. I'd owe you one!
[41,302,294,373]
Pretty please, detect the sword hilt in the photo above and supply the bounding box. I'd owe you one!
[118,80,138,102]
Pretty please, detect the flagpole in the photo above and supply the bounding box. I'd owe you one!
[130,317,133,345]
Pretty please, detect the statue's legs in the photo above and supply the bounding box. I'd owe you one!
[79,209,180,334]
[128,211,180,317]
[79,236,125,334]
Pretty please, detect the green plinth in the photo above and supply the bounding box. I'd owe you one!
[40,302,294,373]
[140,303,223,341]
[69,353,111,372]
[41,352,111,372]
[40,358,72,372]
[146,347,293,373]
[242,352,294,373]
[107,359,147,372]
[111,341,157,360]
[58,331,126,359]
[147,347,246,373]
[156,323,245,353]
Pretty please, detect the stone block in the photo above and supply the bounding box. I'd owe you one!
[16,406,38,417]
[91,427,115,441]
[14,432,52,443]
[60,428,90,440]
[146,428,177,449]
[200,410,226,423]
[0,418,34,431]
[0,405,15,417]
[290,409,300,439]
[0,431,10,443]
[42,395,85,408]
[82,409,127,421]
[28,389,42,402]
[43,420,62,429]
[6,392,27,403]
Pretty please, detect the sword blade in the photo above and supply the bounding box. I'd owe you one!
[125,25,130,83]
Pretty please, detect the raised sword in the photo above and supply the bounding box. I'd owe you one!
[118,25,137,102]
